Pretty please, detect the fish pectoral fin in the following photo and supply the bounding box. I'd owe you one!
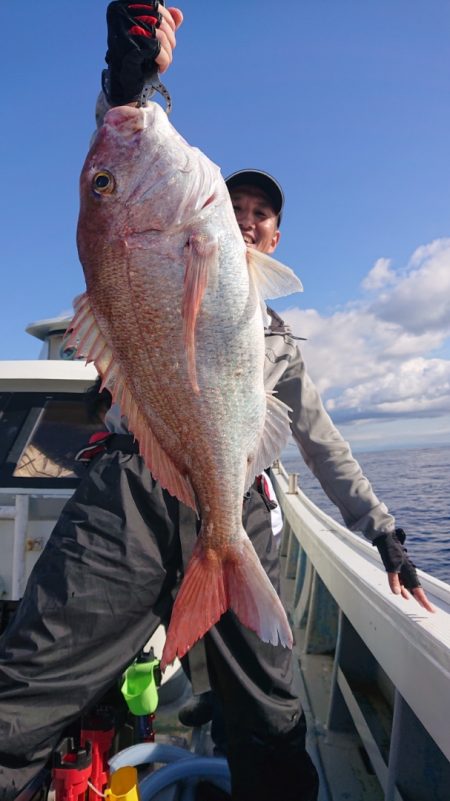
[244,392,292,491]
[161,534,292,671]
[182,232,219,394]
[67,293,197,512]
[247,248,303,300]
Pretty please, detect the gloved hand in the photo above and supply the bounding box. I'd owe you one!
[103,2,182,106]
[373,528,421,590]
[103,1,162,105]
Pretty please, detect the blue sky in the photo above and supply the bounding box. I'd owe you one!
[2,1,450,450]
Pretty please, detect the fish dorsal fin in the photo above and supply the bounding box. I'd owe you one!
[65,292,197,512]
[244,392,292,491]
[182,232,219,394]
[247,248,303,301]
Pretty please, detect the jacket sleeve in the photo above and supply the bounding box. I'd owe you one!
[275,343,395,542]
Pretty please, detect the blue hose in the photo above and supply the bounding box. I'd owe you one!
[109,743,231,800]
[109,742,194,770]
[139,756,230,800]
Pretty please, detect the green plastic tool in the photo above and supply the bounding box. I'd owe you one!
[121,652,161,716]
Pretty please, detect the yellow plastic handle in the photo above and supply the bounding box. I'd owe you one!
[104,766,140,801]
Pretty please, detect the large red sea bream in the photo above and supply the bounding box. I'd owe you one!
[68,102,302,668]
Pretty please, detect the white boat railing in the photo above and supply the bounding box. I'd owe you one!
[271,460,450,801]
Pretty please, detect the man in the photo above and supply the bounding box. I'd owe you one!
[0,4,434,800]
[178,166,436,732]
[225,167,434,611]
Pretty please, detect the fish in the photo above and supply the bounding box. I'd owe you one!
[67,102,303,669]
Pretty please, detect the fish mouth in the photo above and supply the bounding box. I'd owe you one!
[104,105,146,138]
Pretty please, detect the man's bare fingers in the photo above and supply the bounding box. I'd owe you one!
[166,7,183,29]
[388,573,436,612]
[412,587,436,613]
[388,574,410,599]
[155,36,172,73]
[153,7,182,73]
[158,5,183,32]
[157,18,177,50]
[158,5,175,27]
[155,10,183,73]
[388,573,402,595]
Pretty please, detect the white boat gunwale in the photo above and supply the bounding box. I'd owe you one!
[273,461,450,800]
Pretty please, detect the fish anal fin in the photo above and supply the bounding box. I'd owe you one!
[182,232,219,394]
[160,534,293,671]
[67,292,197,512]
[247,248,303,301]
[245,392,292,491]
[130,401,197,511]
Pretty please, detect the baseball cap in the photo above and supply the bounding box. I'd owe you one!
[225,169,284,224]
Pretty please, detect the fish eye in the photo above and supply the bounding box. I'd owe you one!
[92,171,115,195]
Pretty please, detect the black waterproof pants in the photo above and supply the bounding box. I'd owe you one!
[0,448,318,801]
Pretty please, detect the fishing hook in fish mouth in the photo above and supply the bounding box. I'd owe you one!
[138,68,172,114]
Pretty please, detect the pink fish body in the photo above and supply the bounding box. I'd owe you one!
[69,103,302,668]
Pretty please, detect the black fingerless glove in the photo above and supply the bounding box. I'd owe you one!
[373,528,421,590]
[103,1,162,106]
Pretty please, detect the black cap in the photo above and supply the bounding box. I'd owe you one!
[225,169,284,223]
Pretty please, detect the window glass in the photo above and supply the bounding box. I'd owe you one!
[0,393,107,488]
[0,393,30,465]
[13,399,101,480]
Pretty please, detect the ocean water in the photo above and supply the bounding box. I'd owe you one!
[281,442,450,584]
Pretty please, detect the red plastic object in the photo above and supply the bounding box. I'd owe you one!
[80,719,115,799]
[52,738,92,801]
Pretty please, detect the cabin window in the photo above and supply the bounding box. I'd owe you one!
[0,392,106,489]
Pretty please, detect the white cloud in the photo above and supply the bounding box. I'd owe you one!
[371,238,450,334]
[361,257,395,291]
[282,237,450,434]
[328,358,450,418]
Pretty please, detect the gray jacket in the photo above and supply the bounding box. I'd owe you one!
[266,309,395,541]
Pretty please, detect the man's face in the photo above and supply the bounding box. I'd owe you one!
[229,185,281,254]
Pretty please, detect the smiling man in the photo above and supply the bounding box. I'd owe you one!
[224,165,433,610]
[227,169,282,252]
[179,164,435,743]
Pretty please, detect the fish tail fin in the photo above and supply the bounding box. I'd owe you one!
[160,533,292,671]
[226,536,293,650]
[161,536,227,671]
